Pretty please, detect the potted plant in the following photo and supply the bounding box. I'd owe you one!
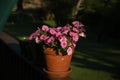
[29,20,86,78]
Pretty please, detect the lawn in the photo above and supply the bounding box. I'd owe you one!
[70,39,120,80]
[4,12,120,80]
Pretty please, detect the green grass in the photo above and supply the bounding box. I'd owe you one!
[70,40,120,80]
[70,65,112,80]
[4,12,120,80]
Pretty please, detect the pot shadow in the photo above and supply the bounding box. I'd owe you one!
[72,41,120,80]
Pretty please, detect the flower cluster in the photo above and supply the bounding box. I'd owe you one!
[29,21,86,55]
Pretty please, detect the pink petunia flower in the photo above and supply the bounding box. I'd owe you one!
[72,21,84,29]
[79,32,86,38]
[69,32,75,37]
[72,27,79,33]
[73,34,79,42]
[46,36,55,44]
[72,21,80,25]
[56,26,62,31]
[29,20,86,55]
[35,37,40,43]
[35,29,40,35]
[69,42,76,47]
[49,28,57,35]
[67,47,72,55]
[29,33,35,40]
[63,30,69,34]
[40,34,48,40]
[42,25,49,31]
[59,36,67,42]
[55,32,62,38]
[69,32,79,42]
[63,24,71,30]
[60,41,67,49]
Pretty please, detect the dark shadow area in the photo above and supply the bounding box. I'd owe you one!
[80,1,120,43]
[0,39,49,80]
[19,40,46,68]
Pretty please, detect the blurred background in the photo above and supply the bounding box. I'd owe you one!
[4,0,120,44]
[1,0,120,80]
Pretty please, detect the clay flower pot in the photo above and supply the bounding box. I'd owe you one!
[43,48,74,78]
[43,68,72,79]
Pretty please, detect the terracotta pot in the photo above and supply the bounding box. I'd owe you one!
[43,47,74,78]
[43,68,72,79]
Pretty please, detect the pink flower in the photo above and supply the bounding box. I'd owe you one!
[40,34,48,40]
[72,21,84,29]
[79,32,86,38]
[63,24,71,30]
[73,27,79,33]
[42,25,49,31]
[56,26,62,31]
[63,30,69,34]
[59,36,67,42]
[46,36,55,44]
[60,41,67,48]
[67,47,72,55]
[73,33,79,42]
[35,29,40,35]
[35,37,40,43]
[29,20,86,55]
[70,32,79,41]
[72,42,76,47]
[69,32,75,37]
[29,33,35,40]
[69,42,76,47]
[55,32,62,38]
[49,28,57,35]
[72,21,80,26]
